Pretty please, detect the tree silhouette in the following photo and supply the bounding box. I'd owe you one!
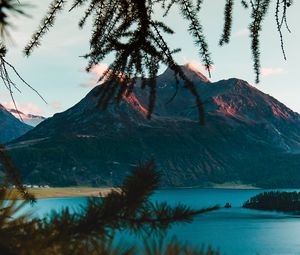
[0,161,219,254]
[23,0,294,122]
[0,0,295,123]
[0,1,296,254]
[243,191,300,212]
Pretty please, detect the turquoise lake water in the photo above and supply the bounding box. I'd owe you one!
[22,188,300,255]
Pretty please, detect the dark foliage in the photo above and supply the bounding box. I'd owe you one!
[248,0,271,83]
[0,161,219,254]
[0,44,46,121]
[0,2,46,122]
[219,0,234,46]
[0,0,294,127]
[0,2,296,253]
[0,0,28,37]
[243,191,300,212]
[0,144,35,203]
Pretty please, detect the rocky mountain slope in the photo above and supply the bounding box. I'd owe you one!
[0,104,32,143]
[5,65,300,188]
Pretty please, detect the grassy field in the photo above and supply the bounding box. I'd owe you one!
[10,187,117,199]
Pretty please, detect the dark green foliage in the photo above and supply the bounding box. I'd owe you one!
[242,0,292,83]
[219,0,234,46]
[0,2,296,254]
[275,0,292,61]
[0,0,28,37]
[241,0,249,8]
[24,0,66,56]
[179,0,212,76]
[0,2,43,115]
[243,191,300,212]
[0,3,45,116]
[249,0,271,83]
[24,0,208,123]
[0,161,219,254]
[0,0,295,125]
[0,144,35,203]
[0,43,46,121]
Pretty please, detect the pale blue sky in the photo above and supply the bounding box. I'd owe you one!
[2,1,300,117]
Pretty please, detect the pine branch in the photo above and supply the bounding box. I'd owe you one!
[151,23,205,124]
[179,0,213,77]
[219,0,234,46]
[24,0,66,56]
[78,0,97,28]
[0,45,46,124]
[249,0,271,83]
[22,0,296,116]
[40,161,218,241]
[241,0,249,8]
[0,0,28,37]
[275,0,287,60]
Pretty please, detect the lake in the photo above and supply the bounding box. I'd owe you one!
[23,188,300,255]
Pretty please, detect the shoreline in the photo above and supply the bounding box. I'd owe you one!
[9,184,261,199]
[210,183,260,190]
[160,183,260,190]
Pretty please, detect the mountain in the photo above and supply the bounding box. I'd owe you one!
[0,104,32,143]
[8,108,46,127]
[5,65,300,188]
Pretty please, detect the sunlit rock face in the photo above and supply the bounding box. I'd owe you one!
[0,104,32,143]
[6,65,300,188]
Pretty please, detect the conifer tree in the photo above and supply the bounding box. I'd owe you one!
[0,162,219,254]
[0,2,296,253]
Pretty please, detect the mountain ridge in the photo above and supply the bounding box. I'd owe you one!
[5,65,300,188]
[0,104,33,143]
[8,108,46,127]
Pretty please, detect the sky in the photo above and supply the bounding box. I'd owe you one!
[1,0,300,117]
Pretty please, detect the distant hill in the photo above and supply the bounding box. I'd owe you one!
[5,65,300,188]
[8,108,46,127]
[0,104,32,143]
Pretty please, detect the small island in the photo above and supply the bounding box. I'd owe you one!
[243,191,300,213]
[224,202,232,208]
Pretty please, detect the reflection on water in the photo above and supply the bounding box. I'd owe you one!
[23,188,300,255]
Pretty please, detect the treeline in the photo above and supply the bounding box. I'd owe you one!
[243,191,300,212]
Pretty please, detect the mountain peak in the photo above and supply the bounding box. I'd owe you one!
[0,104,32,143]
[160,64,210,83]
[7,71,300,188]
[183,63,210,82]
[0,104,46,127]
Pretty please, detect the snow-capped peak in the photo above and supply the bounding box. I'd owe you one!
[8,108,46,127]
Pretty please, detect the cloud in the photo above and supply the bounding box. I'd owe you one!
[233,28,249,38]
[89,63,109,77]
[2,101,44,115]
[0,90,10,99]
[80,63,109,88]
[261,67,287,77]
[51,101,62,110]
[182,58,215,73]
